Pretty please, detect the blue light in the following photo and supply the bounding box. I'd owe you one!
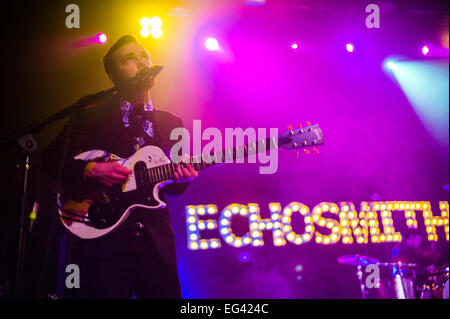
[239,252,250,262]
[386,60,449,146]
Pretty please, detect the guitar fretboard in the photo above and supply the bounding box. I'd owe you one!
[147,135,280,183]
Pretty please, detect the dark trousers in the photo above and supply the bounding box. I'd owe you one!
[66,224,181,299]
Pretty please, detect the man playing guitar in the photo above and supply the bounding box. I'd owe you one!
[43,35,197,298]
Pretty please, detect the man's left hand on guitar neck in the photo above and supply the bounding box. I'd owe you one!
[173,163,198,183]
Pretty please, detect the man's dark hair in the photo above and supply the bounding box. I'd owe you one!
[103,34,138,80]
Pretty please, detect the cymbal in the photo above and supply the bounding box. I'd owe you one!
[337,254,379,266]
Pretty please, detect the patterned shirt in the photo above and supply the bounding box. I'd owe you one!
[120,98,154,151]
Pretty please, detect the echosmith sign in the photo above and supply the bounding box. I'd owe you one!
[184,201,449,250]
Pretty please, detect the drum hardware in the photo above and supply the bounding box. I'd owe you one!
[419,263,449,299]
[337,254,380,299]
[337,254,421,299]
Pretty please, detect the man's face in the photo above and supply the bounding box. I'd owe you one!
[110,42,152,85]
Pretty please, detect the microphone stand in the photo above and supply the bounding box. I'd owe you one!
[0,65,163,297]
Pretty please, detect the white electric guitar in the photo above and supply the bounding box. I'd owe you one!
[58,124,324,239]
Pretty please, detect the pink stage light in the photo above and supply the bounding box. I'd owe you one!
[421,45,430,56]
[205,37,220,51]
[345,43,355,53]
[97,33,107,44]
[291,42,298,50]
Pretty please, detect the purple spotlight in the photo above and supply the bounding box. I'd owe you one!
[291,42,299,50]
[345,43,355,53]
[205,37,220,51]
[421,45,430,56]
[97,33,107,44]
[239,252,250,263]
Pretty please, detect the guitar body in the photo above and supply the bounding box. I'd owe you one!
[58,145,174,239]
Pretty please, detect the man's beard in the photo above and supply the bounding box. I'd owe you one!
[118,77,155,101]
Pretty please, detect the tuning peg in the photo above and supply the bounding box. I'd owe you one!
[287,125,293,130]
[297,123,302,128]
[314,146,319,154]
[304,148,310,155]
[306,121,311,127]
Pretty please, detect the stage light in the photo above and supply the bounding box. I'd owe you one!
[140,17,151,28]
[345,43,355,53]
[291,42,298,50]
[140,16,162,39]
[421,45,430,56]
[205,37,220,51]
[151,17,162,28]
[239,252,250,262]
[97,33,107,44]
[140,28,150,38]
[151,28,162,39]
[386,61,396,70]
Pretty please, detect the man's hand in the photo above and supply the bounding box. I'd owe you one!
[173,163,198,183]
[84,162,132,187]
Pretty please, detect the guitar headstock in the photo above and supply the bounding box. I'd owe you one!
[278,123,323,154]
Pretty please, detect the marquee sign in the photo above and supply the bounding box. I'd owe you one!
[185,201,449,250]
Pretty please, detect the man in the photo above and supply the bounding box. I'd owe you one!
[42,34,197,298]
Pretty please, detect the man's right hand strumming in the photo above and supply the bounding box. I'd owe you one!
[84,162,132,187]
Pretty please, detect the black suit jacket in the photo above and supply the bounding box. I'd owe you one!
[42,96,188,264]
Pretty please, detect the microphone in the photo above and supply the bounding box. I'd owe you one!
[136,64,163,82]
[118,64,163,93]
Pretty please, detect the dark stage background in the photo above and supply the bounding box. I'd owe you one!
[0,0,448,298]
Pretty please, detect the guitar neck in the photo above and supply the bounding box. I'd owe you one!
[148,135,281,183]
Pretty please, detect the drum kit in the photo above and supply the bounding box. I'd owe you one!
[337,254,449,299]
